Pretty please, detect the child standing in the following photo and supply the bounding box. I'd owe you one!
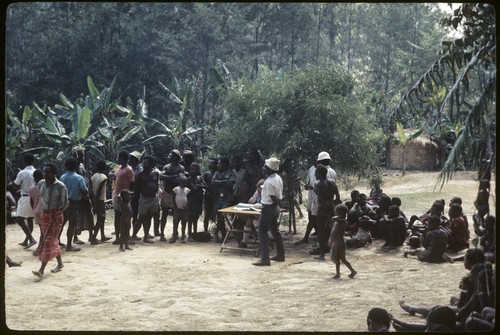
[119,189,133,251]
[90,160,111,244]
[329,204,357,279]
[187,163,206,242]
[171,175,191,243]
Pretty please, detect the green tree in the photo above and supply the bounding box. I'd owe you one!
[215,64,382,231]
[391,3,495,188]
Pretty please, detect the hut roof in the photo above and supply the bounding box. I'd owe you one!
[392,128,438,148]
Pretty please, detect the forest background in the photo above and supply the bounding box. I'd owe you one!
[4,3,496,227]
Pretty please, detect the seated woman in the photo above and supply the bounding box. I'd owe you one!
[346,218,372,249]
[372,194,391,240]
[399,248,487,319]
[395,264,494,331]
[446,203,469,252]
[367,178,383,207]
[239,179,264,248]
[403,215,447,263]
[380,205,407,250]
[390,197,408,224]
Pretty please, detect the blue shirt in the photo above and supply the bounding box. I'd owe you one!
[60,171,87,201]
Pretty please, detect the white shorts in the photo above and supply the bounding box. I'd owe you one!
[17,196,34,218]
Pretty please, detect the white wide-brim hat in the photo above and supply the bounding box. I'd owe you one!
[265,157,280,172]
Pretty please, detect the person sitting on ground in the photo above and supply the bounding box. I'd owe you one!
[368,178,383,207]
[464,265,495,332]
[330,204,357,279]
[390,197,408,223]
[372,194,391,240]
[456,265,495,325]
[380,204,407,250]
[449,196,469,237]
[344,190,360,211]
[409,200,447,233]
[239,179,264,248]
[345,212,360,237]
[366,307,391,332]
[400,248,487,318]
[403,215,447,263]
[349,193,376,236]
[396,265,494,331]
[446,203,469,252]
[391,304,457,332]
[346,217,372,249]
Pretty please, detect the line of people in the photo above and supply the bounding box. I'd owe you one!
[6,148,275,275]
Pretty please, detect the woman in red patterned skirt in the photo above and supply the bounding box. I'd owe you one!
[32,163,69,279]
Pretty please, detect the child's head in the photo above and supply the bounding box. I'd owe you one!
[464,248,485,270]
[449,196,462,206]
[427,215,440,230]
[425,305,456,331]
[448,203,462,218]
[391,197,402,207]
[378,194,391,209]
[430,200,444,216]
[120,189,132,202]
[179,174,188,187]
[189,163,200,176]
[367,307,390,332]
[350,190,360,201]
[388,205,399,218]
[334,204,348,218]
[314,164,327,180]
[33,169,44,183]
[96,160,107,173]
[358,193,368,205]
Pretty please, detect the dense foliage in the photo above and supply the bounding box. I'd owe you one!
[7,3,494,211]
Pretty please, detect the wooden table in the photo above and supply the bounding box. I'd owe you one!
[218,204,262,253]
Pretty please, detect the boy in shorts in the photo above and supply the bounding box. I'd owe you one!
[330,204,357,279]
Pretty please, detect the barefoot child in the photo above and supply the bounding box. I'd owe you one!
[119,189,133,252]
[330,204,357,279]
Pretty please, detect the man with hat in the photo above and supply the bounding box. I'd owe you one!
[252,157,285,266]
[160,149,185,242]
[299,151,338,256]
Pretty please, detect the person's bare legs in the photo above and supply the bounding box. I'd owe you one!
[50,255,64,273]
[399,301,430,317]
[33,261,48,278]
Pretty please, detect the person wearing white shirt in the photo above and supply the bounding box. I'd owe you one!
[14,153,37,248]
[252,157,284,266]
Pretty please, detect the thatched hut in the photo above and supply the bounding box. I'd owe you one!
[386,129,439,170]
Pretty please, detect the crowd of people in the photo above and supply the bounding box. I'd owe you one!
[6,148,495,331]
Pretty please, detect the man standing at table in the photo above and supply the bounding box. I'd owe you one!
[252,157,284,266]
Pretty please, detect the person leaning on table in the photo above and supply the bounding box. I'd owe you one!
[252,157,285,266]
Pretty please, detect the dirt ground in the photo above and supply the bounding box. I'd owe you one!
[3,170,495,332]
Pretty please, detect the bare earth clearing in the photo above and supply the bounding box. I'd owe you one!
[3,170,495,332]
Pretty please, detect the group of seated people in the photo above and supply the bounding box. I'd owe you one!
[340,190,496,267]
[368,247,495,331]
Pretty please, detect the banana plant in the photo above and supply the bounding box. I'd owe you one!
[394,122,423,175]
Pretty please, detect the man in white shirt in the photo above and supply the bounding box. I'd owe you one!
[252,157,284,266]
[14,153,37,248]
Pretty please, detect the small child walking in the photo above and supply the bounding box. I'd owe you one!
[170,175,191,243]
[330,204,357,279]
[119,189,133,252]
